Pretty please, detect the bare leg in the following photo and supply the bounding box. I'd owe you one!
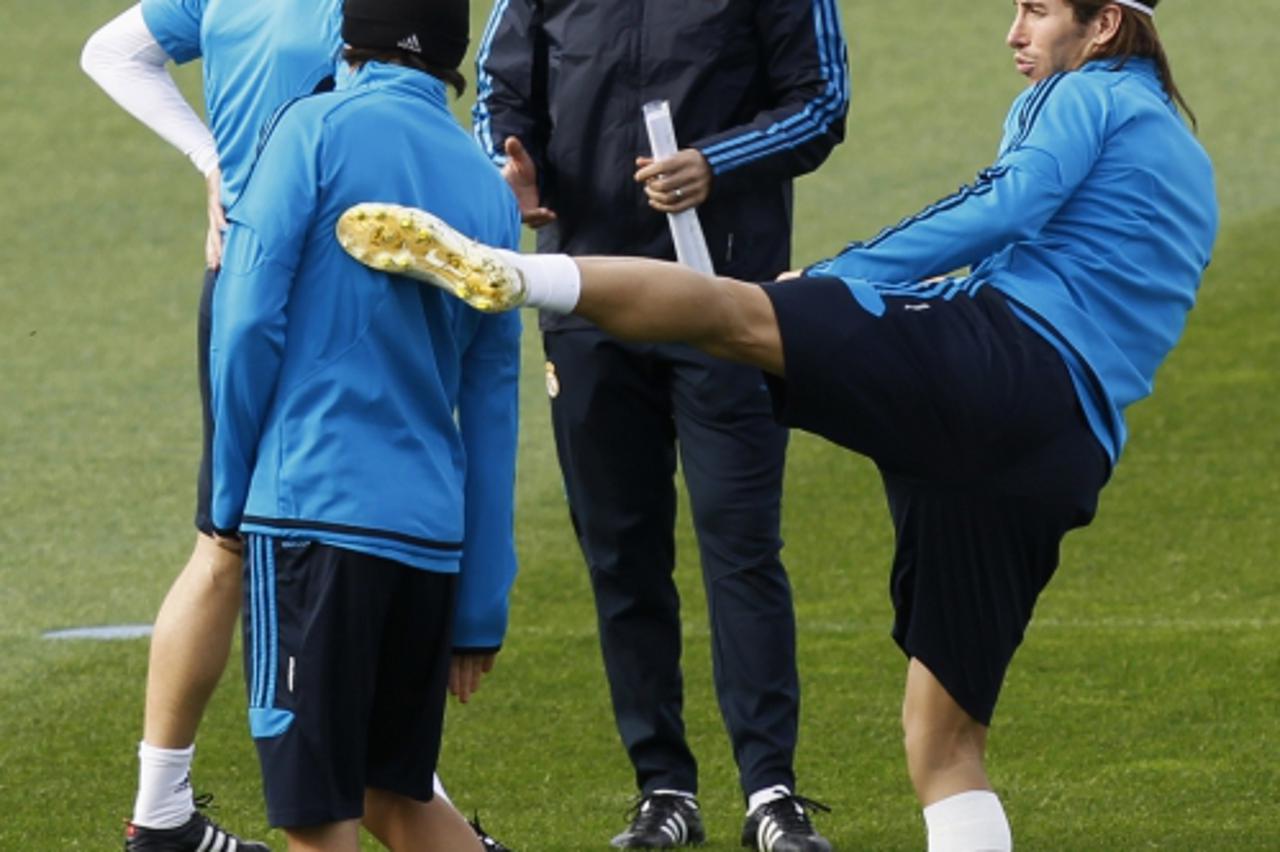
[284,819,361,852]
[901,658,992,806]
[144,532,243,747]
[362,790,484,852]
[572,257,786,376]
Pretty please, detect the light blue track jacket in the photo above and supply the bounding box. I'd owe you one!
[140,0,341,207]
[210,63,523,652]
[808,59,1218,462]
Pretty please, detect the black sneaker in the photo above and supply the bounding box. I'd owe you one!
[124,810,271,851]
[611,793,705,848]
[740,795,831,852]
[469,812,515,851]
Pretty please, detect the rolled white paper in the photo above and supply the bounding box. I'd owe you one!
[642,99,714,275]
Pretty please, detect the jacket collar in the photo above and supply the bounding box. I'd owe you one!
[337,60,448,110]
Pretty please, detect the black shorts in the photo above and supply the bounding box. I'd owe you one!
[194,267,217,535]
[242,537,457,828]
[762,277,1110,724]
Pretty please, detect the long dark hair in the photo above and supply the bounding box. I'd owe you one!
[1065,0,1195,129]
[342,46,467,96]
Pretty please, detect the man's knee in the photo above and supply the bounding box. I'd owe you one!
[901,659,988,792]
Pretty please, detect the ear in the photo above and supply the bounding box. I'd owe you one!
[1090,4,1124,49]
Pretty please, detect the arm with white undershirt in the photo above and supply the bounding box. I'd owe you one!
[81,4,226,267]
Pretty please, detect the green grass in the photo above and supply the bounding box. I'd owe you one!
[2,1,1277,850]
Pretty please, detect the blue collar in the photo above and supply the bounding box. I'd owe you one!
[337,60,448,109]
[1078,55,1157,78]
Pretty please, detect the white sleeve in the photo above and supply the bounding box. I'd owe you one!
[81,4,219,177]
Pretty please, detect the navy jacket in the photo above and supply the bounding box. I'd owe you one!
[473,0,849,302]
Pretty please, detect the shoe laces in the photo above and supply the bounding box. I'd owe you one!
[757,794,830,834]
[468,812,514,852]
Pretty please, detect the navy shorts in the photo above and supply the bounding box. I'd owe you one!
[194,267,217,535]
[242,537,457,828]
[762,277,1110,724]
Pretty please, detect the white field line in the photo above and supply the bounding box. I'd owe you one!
[512,616,1279,640]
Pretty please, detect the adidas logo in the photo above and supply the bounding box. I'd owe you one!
[397,33,422,53]
[657,809,692,844]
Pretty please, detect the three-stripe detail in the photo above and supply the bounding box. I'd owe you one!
[247,534,278,715]
[701,0,849,172]
[472,0,512,163]
[195,823,240,852]
[657,809,692,845]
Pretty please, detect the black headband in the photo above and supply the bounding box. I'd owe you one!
[343,0,469,70]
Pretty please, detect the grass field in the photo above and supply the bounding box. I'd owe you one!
[2,1,1277,850]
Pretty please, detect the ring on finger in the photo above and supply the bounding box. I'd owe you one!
[674,187,684,200]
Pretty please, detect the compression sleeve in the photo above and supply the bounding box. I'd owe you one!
[80,4,218,176]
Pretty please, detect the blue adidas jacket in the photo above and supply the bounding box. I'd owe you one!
[210,62,522,652]
[809,59,1218,462]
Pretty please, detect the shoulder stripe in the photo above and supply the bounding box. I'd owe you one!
[1005,72,1065,153]
[700,0,848,171]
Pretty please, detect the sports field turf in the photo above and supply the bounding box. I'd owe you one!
[1,2,1276,849]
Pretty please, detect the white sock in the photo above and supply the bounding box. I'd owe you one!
[495,249,581,314]
[923,790,1012,852]
[432,772,452,804]
[133,742,196,829]
[649,789,698,806]
[747,784,792,816]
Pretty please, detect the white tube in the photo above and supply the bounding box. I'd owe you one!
[642,100,714,275]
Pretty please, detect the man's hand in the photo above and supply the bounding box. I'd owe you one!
[204,166,227,270]
[449,652,497,704]
[635,148,712,213]
[500,136,556,228]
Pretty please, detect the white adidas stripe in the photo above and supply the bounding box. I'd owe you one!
[660,812,688,843]
[758,816,783,851]
[194,825,233,852]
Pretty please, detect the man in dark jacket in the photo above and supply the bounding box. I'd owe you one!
[472,1,849,848]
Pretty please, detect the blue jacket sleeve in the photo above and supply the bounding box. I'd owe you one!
[807,72,1104,283]
[692,0,849,187]
[452,305,522,652]
[209,111,318,532]
[472,0,547,166]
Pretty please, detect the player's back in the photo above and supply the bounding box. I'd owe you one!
[226,60,521,570]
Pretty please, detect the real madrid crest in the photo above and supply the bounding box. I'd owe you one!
[544,360,561,398]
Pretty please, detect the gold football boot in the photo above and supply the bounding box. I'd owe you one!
[335,202,526,312]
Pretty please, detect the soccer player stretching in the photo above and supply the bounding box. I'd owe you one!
[336,1,1216,849]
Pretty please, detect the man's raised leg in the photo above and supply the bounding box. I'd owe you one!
[335,203,785,374]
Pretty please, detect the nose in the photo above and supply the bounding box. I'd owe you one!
[1007,12,1027,48]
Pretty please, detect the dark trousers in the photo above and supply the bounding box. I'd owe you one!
[544,329,800,798]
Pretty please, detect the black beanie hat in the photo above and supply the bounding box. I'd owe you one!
[343,0,469,70]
